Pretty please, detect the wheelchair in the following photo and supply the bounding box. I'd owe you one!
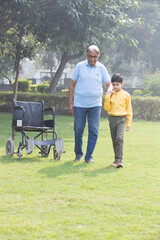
[6,99,64,160]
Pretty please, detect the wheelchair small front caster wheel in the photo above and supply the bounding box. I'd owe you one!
[53,149,60,160]
[17,148,22,160]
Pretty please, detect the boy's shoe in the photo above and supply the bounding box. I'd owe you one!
[111,161,118,167]
[74,156,81,162]
[85,159,94,164]
[116,161,123,168]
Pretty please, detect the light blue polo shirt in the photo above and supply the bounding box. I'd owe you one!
[72,59,110,107]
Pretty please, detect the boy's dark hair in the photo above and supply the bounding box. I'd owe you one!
[111,73,123,83]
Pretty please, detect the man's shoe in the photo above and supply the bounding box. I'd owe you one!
[116,161,123,168]
[74,156,81,162]
[85,159,94,164]
[111,161,118,167]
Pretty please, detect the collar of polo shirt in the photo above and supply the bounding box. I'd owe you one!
[86,59,98,67]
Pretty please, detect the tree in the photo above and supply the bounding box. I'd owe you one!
[34,48,61,85]
[0,0,40,99]
[0,0,35,40]
[31,0,141,93]
[0,56,14,85]
[1,27,38,99]
[0,0,141,94]
[101,0,160,86]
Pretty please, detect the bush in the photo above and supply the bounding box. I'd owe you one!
[148,81,160,96]
[1,92,160,121]
[30,84,37,93]
[12,78,32,92]
[0,92,69,115]
[133,90,143,96]
[131,96,160,121]
[36,83,49,93]
[12,79,51,94]
[144,69,160,96]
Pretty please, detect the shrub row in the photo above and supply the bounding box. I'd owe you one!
[12,79,50,93]
[0,92,160,121]
[0,92,69,115]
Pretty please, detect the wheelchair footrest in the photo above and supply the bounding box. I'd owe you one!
[26,138,34,154]
[55,138,64,155]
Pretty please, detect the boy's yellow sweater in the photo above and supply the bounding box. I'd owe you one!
[104,89,133,127]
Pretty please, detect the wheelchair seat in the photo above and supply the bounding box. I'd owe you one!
[12,99,54,130]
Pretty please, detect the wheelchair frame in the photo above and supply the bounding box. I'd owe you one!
[6,99,64,160]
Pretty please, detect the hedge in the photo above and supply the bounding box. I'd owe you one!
[0,92,69,116]
[1,92,160,121]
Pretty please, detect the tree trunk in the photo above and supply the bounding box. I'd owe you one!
[49,68,54,84]
[13,47,21,100]
[48,52,69,93]
[48,51,83,93]
[13,28,23,100]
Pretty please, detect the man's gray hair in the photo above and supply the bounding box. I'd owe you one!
[86,45,100,55]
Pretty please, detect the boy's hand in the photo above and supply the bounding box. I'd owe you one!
[106,90,113,96]
[126,126,130,131]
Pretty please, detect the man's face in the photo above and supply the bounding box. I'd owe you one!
[87,50,99,67]
[112,82,123,92]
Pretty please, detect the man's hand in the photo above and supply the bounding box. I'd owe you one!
[68,103,74,114]
[126,126,130,131]
[68,80,76,115]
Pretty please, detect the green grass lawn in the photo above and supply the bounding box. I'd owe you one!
[0,113,160,240]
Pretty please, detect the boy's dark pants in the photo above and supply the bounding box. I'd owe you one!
[108,115,126,162]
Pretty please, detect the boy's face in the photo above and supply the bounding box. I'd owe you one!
[112,82,123,92]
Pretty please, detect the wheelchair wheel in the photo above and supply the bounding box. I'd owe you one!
[53,148,60,160]
[17,148,22,160]
[40,144,49,157]
[6,138,14,157]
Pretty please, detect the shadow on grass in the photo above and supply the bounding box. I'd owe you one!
[83,165,118,177]
[39,160,118,179]
[38,160,86,178]
[0,155,42,163]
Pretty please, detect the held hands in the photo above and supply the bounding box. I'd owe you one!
[126,126,130,131]
[106,90,113,96]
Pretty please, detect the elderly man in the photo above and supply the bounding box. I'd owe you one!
[68,45,111,163]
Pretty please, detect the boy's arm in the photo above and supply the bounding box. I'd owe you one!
[104,93,112,112]
[126,94,133,128]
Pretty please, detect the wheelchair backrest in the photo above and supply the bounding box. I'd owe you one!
[12,100,44,127]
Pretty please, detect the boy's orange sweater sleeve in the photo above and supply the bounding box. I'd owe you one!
[104,94,111,112]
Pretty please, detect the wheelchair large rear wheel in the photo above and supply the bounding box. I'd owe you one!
[6,138,14,157]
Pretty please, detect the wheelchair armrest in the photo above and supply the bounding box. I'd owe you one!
[43,107,55,128]
[13,106,25,120]
[43,107,55,117]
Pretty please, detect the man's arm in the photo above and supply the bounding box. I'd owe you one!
[68,80,76,114]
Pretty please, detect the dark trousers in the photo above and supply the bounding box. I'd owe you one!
[108,115,126,162]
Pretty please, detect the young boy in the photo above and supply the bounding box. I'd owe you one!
[104,73,133,168]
